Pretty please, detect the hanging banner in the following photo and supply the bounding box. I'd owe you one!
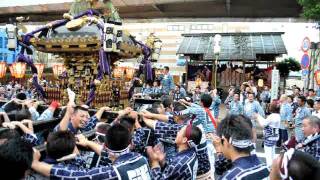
[271,68,279,100]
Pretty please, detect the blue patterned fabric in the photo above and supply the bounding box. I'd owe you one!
[27,155,87,180]
[54,115,98,134]
[244,101,265,127]
[264,126,279,147]
[50,152,151,180]
[142,87,154,96]
[152,87,161,95]
[300,133,320,161]
[210,96,221,118]
[151,148,198,180]
[294,106,311,142]
[154,121,182,162]
[229,101,244,115]
[132,127,152,154]
[154,121,210,175]
[196,142,211,175]
[219,155,269,180]
[280,103,292,129]
[37,108,54,121]
[160,74,175,94]
[28,107,40,121]
[179,103,215,133]
[22,133,40,146]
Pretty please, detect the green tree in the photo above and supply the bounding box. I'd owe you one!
[276,57,301,90]
[297,0,320,20]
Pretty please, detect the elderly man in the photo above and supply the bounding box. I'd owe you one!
[296,116,320,160]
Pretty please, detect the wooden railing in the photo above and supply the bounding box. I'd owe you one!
[44,88,129,108]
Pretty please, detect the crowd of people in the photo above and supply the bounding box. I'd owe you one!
[0,70,319,180]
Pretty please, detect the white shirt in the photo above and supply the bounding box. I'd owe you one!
[312,110,320,119]
[257,113,281,128]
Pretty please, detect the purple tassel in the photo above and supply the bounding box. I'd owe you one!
[99,48,110,75]
[32,74,47,99]
[16,53,46,99]
[85,82,96,106]
[146,61,153,81]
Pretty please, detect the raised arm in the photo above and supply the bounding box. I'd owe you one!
[95,106,111,121]
[141,110,169,122]
[57,103,74,131]
[76,134,103,156]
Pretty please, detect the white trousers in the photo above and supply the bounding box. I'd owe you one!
[264,145,275,168]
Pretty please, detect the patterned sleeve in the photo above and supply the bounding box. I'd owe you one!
[22,133,40,146]
[154,121,183,141]
[37,109,54,121]
[255,102,265,117]
[132,128,147,153]
[50,164,118,179]
[179,103,200,116]
[29,107,40,121]
[82,115,98,132]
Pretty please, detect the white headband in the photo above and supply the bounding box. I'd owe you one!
[229,137,253,148]
[280,148,295,180]
[105,146,130,157]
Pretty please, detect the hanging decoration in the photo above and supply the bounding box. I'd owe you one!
[12,62,27,78]
[34,63,45,78]
[0,62,7,78]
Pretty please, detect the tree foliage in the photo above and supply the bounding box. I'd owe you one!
[276,57,301,77]
[297,0,320,20]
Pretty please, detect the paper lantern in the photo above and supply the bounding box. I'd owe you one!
[315,70,320,85]
[113,67,124,78]
[125,67,135,79]
[34,63,44,78]
[9,65,14,78]
[12,62,26,78]
[0,62,7,78]
[52,64,66,77]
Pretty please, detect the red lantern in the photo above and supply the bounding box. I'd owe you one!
[315,70,320,85]
[9,65,15,78]
[34,63,45,78]
[12,62,26,78]
[52,64,66,77]
[0,62,7,78]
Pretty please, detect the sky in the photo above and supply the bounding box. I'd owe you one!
[0,0,73,7]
